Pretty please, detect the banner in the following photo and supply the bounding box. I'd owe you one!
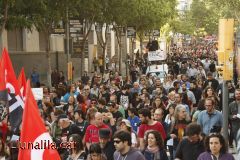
[31,88,43,101]
[148,50,167,61]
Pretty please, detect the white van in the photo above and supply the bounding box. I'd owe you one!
[146,64,168,82]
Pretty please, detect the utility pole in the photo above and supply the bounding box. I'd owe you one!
[216,19,234,141]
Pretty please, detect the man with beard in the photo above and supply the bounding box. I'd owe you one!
[138,108,166,150]
[113,130,145,160]
[175,123,205,160]
[99,128,115,160]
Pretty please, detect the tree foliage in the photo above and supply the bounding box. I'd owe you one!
[172,0,219,35]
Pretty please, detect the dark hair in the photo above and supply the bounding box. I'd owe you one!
[203,86,216,97]
[74,109,85,119]
[204,133,227,154]
[89,143,102,154]
[69,134,84,153]
[128,108,137,116]
[138,108,151,119]
[145,130,164,149]
[186,123,202,136]
[141,93,150,100]
[113,130,132,146]
[98,98,106,105]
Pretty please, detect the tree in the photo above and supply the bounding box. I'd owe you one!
[0,0,41,51]
[93,0,113,73]
[33,0,65,86]
[129,0,177,53]
[70,0,100,76]
[172,0,219,36]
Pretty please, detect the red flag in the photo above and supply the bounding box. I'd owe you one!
[18,68,27,98]
[18,80,60,160]
[0,55,6,90]
[1,48,24,132]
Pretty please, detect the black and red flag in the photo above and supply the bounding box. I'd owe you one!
[0,48,24,133]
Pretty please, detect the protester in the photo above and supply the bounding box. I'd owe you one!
[197,133,235,160]
[113,130,145,160]
[67,134,87,160]
[175,123,205,160]
[143,130,168,160]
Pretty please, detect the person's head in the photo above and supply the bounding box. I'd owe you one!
[235,88,240,101]
[68,95,75,105]
[182,83,187,92]
[113,130,132,153]
[57,114,70,129]
[181,74,188,82]
[83,85,91,95]
[204,133,227,155]
[89,143,104,160]
[207,72,213,80]
[174,93,182,104]
[155,78,161,87]
[168,91,175,101]
[153,108,164,122]
[204,98,215,113]
[106,101,117,113]
[138,108,152,124]
[99,128,111,149]
[133,82,139,89]
[204,86,215,97]
[70,84,76,93]
[119,119,132,132]
[141,93,150,103]
[186,123,202,143]
[174,104,187,121]
[74,109,84,121]
[86,108,98,123]
[68,134,83,154]
[145,130,164,149]
[90,99,98,108]
[154,96,162,107]
[127,108,137,118]
[167,103,176,115]
[94,112,103,127]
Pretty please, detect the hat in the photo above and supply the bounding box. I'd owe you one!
[121,119,131,128]
[57,114,68,122]
[99,128,111,139]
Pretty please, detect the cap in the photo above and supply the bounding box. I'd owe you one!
[99,128,111,139]
[57,114,68,122]
[121,119,131,128]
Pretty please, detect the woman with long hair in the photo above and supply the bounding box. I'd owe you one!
[143,130,168,160]
[170,104,191,159]
[197,133,235,160]
[67,134,86,160]
[202,86,220,110]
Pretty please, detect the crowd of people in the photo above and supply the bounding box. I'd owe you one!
[0,40,239,160]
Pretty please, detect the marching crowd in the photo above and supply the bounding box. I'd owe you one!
[0,41,239,160]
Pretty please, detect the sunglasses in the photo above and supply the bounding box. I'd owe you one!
[113,140,121,144]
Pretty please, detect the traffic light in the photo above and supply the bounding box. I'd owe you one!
[217,19,234,80]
